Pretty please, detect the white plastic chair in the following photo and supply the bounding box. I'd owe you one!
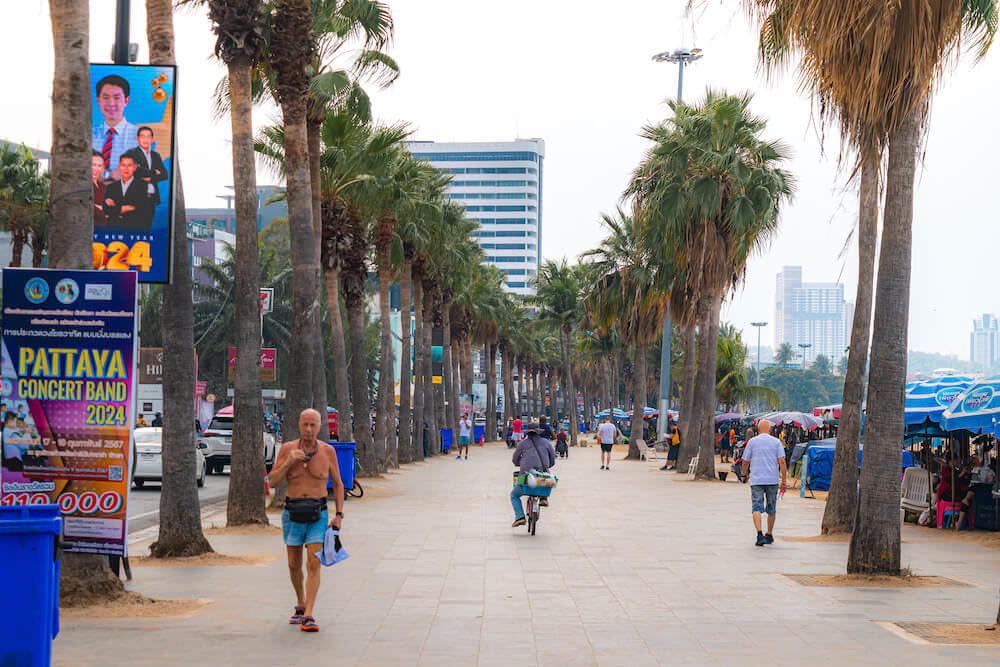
[633,438,647,461]
[687,451,699,476]
[900,467,931,513]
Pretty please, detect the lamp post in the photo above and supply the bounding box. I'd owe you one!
[751,322,766,411]
[798,343,812,369]
[651,47,703,441]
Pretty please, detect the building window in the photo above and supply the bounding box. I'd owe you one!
[412,151,538,162]
[506,281,526,288]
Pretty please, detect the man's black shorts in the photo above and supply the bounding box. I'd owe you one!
[600,443,613,453]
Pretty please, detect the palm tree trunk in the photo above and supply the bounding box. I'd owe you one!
[226,55,267,526]
[463,340,474,399]
[145,0,212,558]
[486,343,498,441]
[443,305,456,432]
[601,357,611,414]
[306,119,329,439]
[500,343,511,427]
[374,241,393,471]
[628,342,648,459]
[411,278,425,460]
[398,260,413,463]
[847,108,920,574]
[693,296,721,480]
[823,150,878,535]
[48,0,91,270]
[561,328,579,447]
[518,359,526,419]
[613,343,622,408]
[674,324,698,472]
[432,292,446,445]
[423,290,438,454]
[324,268,352,440]
[345,288,375,476]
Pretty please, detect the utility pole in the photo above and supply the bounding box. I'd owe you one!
[112,0,132,65]
[751,322,766,411]
[651,47,702,441]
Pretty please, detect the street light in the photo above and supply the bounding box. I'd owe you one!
[651,46,703,441]
[798,343,812,369]
[751,322,767,411]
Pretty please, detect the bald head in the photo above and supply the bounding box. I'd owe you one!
[299,408,322,443]
[757,419,772,434]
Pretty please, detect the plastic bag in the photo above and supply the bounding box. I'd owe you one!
[526,472,538,488]
[917,508,931,526]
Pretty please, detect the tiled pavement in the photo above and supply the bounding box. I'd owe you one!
[55,442,1000,666]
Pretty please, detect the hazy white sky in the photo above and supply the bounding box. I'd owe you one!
[4,1,997,359]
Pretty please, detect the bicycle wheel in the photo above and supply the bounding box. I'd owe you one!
[346,479,364,498]
[530,509,538,535]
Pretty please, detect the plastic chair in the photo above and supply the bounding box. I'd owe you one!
[935,485,974,529]
[687,451,699,476]
[634,438,647,461]
[900,467,931,513]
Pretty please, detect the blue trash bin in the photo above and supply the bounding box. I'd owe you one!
[326,441,356,492]
[440,428,453,453]
[473,425,485,444]
[0,504,62,667]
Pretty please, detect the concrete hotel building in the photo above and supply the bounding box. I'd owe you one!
[407,139,544,296]
[970,314,999,370]
[775,266,854,364]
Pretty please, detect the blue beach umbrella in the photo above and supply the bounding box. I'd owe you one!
[940,375,1000,433]
[596,408,629,419]
[903,375,974,426]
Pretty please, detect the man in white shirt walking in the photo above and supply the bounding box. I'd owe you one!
[597,416,618,471]
[456,413,472,460]
[741,419,788,546]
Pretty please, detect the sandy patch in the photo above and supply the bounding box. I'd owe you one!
[880,621,1000,646]
[906,526,1000,551]
[130,552,278,567]
[782,534,851,543]
[62,592,212,619]
[784,573,968,588]
[204,522,281,535]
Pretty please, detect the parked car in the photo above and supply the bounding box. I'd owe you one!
[199,405,277,474]
[132,427,206,488]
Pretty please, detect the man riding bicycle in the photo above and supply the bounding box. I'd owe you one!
[510,422,556,527]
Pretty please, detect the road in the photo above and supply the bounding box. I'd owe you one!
[126,472,230,533]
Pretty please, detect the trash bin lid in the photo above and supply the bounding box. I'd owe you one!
[328,441,356,451]
[0,505,62,535]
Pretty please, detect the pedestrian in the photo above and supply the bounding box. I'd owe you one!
[151,412,163,427]
[538,415,553,440]
[456,413,472,460]
[511,415,524,446]
[555,426,568,458]
[597,416,617,471]
[661,422,680,471]
[137,414,147,427]
[720,427,732,463]
[741,419,787,547]
[267,409,345,632]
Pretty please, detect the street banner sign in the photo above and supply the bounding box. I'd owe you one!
[138,347,163,384]
[1,268,138,557]
[90,63,178,283]
[259,288,274,314]
[228,347,277,382]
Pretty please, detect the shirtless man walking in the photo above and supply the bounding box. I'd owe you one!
[268,408,345,632]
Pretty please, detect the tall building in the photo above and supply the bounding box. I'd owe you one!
[186,185,287,235]
[407,139,544,296]
[774,266,854,364]
[970,314,999,369]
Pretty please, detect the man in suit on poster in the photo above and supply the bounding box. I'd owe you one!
[103,154,154,231]
[124,126,167,206]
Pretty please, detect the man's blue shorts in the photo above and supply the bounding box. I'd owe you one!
[751,484,779,515]
[281,508,328,546]
[459,435,470,445]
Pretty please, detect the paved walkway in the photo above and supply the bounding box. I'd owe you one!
[56,443,1000,666]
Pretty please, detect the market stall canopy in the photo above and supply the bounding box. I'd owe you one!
[904,375,974,426]
[596,408,629,419]
[940,375,1000,433]
[714,412,745,424]
[757,411,824,430]
[812,404,841,420]
[625,407,659,418]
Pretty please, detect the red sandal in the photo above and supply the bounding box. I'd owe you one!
[289,605,305,624]
[300,615,319,632]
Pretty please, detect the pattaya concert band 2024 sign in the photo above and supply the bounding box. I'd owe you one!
[0,269,138,557]
[90,63,177,283]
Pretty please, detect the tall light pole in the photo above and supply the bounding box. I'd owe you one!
[798,343,812,369]
[651,47,703,441]
[751,322,766,411]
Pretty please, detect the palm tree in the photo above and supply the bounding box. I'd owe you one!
[534,260,585,448]
[629,91,794,480]
[584,211,668,458]
[206,0,269,526]
[774,342,794,368]
[145,0,212,560]
[753,1,997,571]
[811,354,832,376]
[0,145,50,267]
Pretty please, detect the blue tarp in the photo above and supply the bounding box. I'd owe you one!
[806,443,915,491]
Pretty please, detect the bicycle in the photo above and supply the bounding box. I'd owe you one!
[524,493,542,535]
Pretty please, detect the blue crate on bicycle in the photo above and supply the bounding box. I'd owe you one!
[513,470,557,496]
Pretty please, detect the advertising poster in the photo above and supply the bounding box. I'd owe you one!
[90,63,177,284]
[228,347,277,382]
[0,268,138,556]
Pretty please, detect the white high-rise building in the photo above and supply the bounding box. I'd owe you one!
[407,139,544,296]
[970,314,999,369]
[775,266,854,364]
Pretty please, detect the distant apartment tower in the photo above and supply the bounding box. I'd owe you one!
[407,139,544,296]
[775,266,854,364]
[970,314,999,369]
